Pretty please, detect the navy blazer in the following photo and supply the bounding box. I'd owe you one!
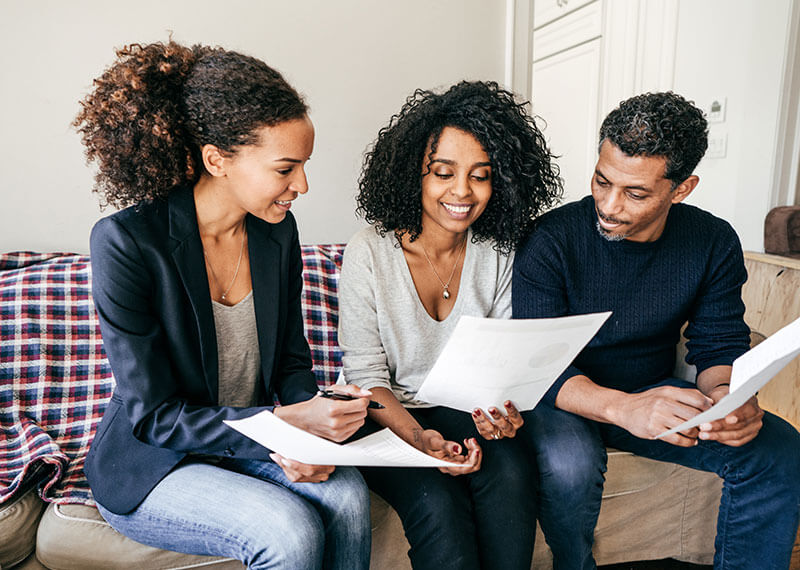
[85,186,318,514]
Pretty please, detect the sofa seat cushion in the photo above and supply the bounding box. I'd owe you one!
[603,448,681,497]
[0,488,46,568]
[35,503,244,570]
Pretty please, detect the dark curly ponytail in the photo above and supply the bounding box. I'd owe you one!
[74,41,307,208]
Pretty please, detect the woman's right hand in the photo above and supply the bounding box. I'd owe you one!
[420,429,482,476]
[274,384,371,442]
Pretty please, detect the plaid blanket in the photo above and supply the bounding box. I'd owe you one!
[0,245,345,506]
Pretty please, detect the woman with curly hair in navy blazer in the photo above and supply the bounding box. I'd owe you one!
[75,41,371,570]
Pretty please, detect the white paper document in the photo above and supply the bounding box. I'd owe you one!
[658,315,800,438]
[224,410,459,467]
[414,312,612,413]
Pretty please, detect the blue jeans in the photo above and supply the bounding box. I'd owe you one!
[356,406,537,570]
[97,457,371,570]
[522,379,800,570]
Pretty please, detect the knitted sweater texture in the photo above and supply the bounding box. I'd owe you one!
[512,196,750,406]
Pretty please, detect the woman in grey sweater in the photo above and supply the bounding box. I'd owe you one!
[339,81,561,570]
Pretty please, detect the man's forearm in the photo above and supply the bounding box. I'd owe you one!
[554,375,631,424]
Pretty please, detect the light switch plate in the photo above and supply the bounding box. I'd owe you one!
[707,133,727,158]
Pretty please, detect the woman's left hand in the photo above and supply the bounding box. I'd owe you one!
[472,401,524,440]
[419,431,482,476]
[270,453,336,483]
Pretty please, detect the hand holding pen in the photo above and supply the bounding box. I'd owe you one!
[274,384,378,442]
[317,388,385,409]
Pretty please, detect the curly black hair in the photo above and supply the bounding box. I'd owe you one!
[598,91,708,188]
[356,81,562,253]
[73,41,307,208]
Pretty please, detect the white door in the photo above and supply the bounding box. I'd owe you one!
[531,37,602,204]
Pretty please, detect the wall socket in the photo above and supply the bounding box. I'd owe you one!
[708,97,727,123]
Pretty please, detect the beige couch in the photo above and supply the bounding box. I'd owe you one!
[6,458,722,570]
[3,248,798,569]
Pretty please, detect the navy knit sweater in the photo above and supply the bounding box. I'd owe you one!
[513,196,750,407]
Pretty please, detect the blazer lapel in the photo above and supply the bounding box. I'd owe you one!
[247,216,279,396]
[168,187,219,401]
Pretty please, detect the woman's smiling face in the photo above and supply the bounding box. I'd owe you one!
[419,126,492,237]
[222,115,315,223]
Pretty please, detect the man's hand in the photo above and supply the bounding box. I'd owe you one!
[419,429,482,476]
[697,384,763,446]
[612,386,713,446]
[270,453,336,483]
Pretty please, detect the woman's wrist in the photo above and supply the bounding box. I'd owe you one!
[273,400,311,432]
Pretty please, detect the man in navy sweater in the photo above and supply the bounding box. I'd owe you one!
[513,92,800,569]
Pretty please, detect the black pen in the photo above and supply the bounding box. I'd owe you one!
[317,389,384,409]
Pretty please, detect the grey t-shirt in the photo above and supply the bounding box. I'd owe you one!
[338,227,513,406]
[212,291,260,407]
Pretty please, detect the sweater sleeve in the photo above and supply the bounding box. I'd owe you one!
[512,227,585,406]
[684,223,750,373]
[338,232,394,392]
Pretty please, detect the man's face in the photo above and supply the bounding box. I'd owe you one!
[590,141,695,242]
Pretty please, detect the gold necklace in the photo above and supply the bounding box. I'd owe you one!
[203,223,246,302]
[419,236,467,300]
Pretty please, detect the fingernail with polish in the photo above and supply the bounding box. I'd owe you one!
[472,410,480,418]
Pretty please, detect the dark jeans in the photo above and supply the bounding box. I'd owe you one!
[356,406,537,570]
[521,378,800,570]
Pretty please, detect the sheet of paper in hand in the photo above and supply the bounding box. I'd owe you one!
[658,315,800,438]
[415,312,611,413]
[224,410,460,467]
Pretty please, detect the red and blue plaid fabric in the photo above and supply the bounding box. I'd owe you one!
[300,244,345,387]
[0,253,108,506]
[0,245,346,506]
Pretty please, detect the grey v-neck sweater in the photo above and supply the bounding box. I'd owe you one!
[338,227,513,407]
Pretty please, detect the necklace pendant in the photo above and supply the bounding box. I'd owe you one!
[442,288,451,300]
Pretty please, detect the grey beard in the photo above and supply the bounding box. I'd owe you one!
[596,221,626,241]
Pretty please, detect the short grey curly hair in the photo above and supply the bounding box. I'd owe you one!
[598,92,708,188]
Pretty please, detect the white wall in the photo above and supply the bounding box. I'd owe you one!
[0,0,505,253]
[673,0,793,252]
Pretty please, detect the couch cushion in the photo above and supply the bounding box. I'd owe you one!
[0,487,46,568]
[36,503,243,570]
[603,449,681,497]
[369,492,411,570]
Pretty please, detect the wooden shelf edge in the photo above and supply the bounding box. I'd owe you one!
[743,251,800,271]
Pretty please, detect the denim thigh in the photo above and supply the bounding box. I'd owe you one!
[521,404,606,570]
[600,379,800,570]
[97,459,370,570]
